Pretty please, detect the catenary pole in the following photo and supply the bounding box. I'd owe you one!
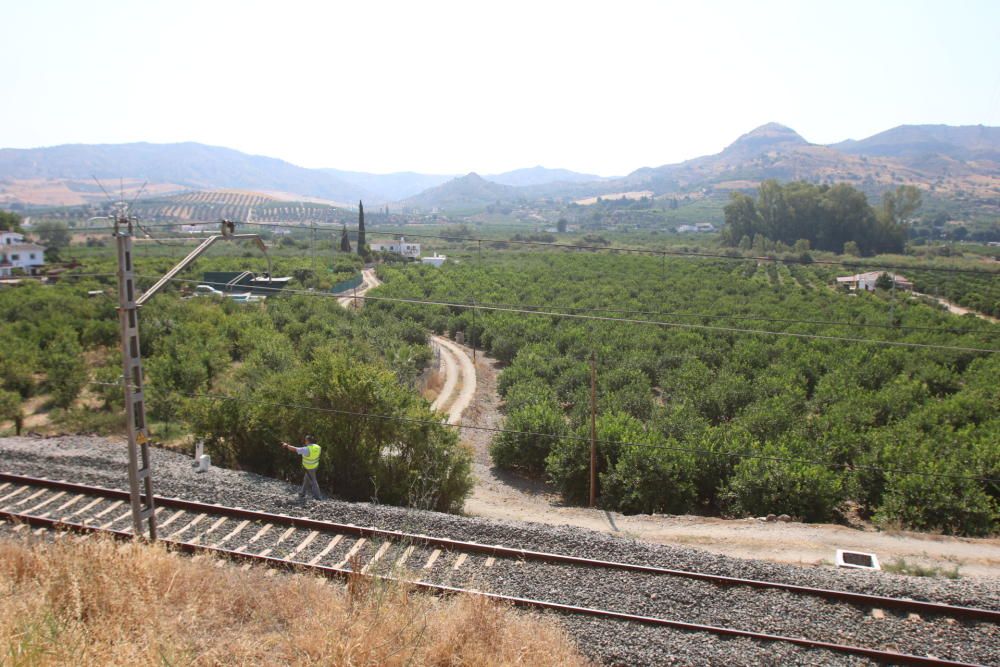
[590,351,597,508]
[114,210,157,540]
[113,216,270,541]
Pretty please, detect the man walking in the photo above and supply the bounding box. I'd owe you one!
[281,435,325,500]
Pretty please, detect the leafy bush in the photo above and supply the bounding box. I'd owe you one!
[40,329,87,409]
[874,432,997,536]
[546,412,636,505]
[190,346,473,512]
[601,435,698,514]
[490,400,565,473]
[720,434,847,521]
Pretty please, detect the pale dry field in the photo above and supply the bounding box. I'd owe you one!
[573,190,653,205]
[0,178,182,207]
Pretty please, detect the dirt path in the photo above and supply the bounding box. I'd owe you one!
[336,267,379,309]
[430,336,477,424]
[341,268,476,426]
[912,292,999,323]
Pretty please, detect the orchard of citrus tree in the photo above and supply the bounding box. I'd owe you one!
[2,225,997,532]
[372,250,999,536]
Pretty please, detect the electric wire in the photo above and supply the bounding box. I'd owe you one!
[163,277,1000,354]
[68,224,996,337]
[87,381,1000,485]
[168,271,995,338]
[70,218,1000,277]
[336,291,1000,337]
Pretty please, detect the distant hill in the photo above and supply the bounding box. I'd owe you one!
[610,123,1000,210]
[321,169,455,201]
[717,122,810,160]
[0,143,370,207]
[402,173,518,210]
[486,166,602,187]
[833,124,1000,161]
[2,124,997,216]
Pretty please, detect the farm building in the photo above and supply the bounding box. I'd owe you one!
[421,254,447,267]
[201,271,293,296]
[0,231,46,277]
[676,223,716,233]
[836,271,913,292]
[369,237,421,258]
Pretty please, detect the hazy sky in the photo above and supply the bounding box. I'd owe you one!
[2,0,998,176]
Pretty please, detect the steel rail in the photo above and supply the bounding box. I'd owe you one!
[0,507,983,667]
[2,471,998,626]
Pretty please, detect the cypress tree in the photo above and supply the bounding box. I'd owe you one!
[357,200,366,256]
[340,225,352,252]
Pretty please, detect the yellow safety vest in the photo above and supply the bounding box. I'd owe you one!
[302,444,321,470]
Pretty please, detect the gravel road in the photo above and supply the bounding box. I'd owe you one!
[2,435,998,666]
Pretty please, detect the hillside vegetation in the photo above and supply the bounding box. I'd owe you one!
[372,252,999,535]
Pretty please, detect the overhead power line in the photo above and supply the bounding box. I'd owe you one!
[357,293,1000,338]
[163,277,1000,354]
[72,219,1000,277]
[87,381,1000,486]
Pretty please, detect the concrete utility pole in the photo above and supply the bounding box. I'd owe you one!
[113,215,269,541]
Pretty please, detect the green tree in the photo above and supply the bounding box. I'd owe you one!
[546,411,638,505]
[357,200,366,256]
[721,433,846,521]
[721,192,758,246]
[843,240,861,256]
[0,210,22,233]
[0,388,23,434]
[190,346,473,512]
[557,218,568,233]
[0,332,38,397]
[601,433,698,514]
[41,329,87,408]
[874,272,894,290]
[339,225,352,252]
[880,185,922,229]
[33,220,71,249]
[491,399,565,473]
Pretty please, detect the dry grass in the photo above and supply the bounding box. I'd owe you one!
[421,370,445,403]
[0,535,589,666]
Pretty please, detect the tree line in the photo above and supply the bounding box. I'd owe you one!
[720,181,921,256]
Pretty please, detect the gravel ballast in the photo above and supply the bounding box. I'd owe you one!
[2,436,998,666]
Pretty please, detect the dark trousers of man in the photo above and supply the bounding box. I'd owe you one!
[300,468,324,500]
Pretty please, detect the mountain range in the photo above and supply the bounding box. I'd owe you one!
[1,124,997,214]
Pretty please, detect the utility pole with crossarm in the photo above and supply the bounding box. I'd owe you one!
[112,212,269,540]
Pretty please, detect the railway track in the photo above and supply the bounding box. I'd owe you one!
[1,471,996,666]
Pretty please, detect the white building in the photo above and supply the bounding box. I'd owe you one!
[369,236,421,258]
[421,254,447,267]
[0,232,46,277]
[677,222,716,233]
[836,271,913,292]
